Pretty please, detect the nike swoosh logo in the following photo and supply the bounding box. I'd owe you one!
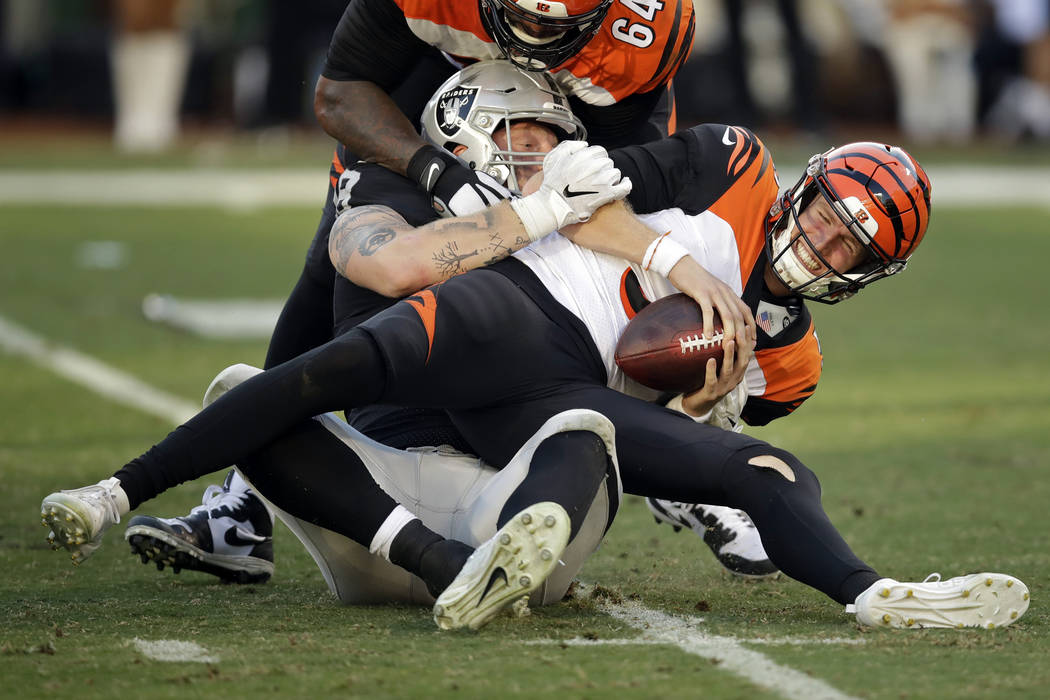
[224,525,269,547]
[722,126,735,146]
[563,185,599,198]
[477,567,508,607]
[423,161,442,192]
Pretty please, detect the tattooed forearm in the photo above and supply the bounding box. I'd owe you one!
[329,205,407,274]
[358,229,396,256]
[433,241,480,279]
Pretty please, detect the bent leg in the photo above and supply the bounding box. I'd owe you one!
[454,385,880,606]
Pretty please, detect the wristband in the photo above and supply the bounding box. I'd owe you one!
[406,144,449,193]
[642,232,690,278]
[665,393,714,423]
[509,194,569,242]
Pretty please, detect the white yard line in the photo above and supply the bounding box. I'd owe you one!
[0,314,197,425]
[130,638,219,663]
[587,589,861,700]
[2,167,1049,208]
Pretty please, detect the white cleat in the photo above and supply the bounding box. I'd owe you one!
[851,572,1030,629]
[40,477,123,565]
[433,502,570,631]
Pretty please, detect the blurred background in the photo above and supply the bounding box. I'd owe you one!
[2,0,1049,162]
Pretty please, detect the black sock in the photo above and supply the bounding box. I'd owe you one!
[388,519,473,597]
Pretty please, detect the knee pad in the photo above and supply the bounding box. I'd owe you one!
[458,409,621,605]
[203,363,263,407]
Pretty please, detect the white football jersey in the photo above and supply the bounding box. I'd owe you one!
[514,207,743,400]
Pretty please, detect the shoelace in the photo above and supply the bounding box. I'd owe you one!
[190,485,250,516]
[63,479,122,525]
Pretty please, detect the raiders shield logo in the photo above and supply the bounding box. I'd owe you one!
[437,87,478,138]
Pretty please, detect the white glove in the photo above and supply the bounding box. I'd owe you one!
[666,377,748,433]
[510,141,633,241]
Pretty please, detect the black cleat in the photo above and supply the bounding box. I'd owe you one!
[125,473,274,584]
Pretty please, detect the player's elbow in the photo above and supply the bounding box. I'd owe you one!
[352,258,433,298]
[314,76,346,135]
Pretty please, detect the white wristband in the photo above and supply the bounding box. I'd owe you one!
[509,194,569,242]
[642,233,690,278]
[665,393,714,424]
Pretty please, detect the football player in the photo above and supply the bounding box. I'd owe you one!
[40,88,1034,629]
[121,61,768,589]
[253,0,695,434]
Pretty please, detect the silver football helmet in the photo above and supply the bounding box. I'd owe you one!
[420,60,586,193]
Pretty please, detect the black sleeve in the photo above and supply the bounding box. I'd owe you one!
[570,86,668,150]
[612,123,762,215]
[322,0,429,90]
[339,161,439,228]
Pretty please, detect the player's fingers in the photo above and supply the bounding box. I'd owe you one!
[704,357,719,385]
[721,338,736,379]
[701,301,716,340]
[716,296,737,345]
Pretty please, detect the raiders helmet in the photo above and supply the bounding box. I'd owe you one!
[420,59,586,193]
[480,0,612,70]
[765,142,932,304]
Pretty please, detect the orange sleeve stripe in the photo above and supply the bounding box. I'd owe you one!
[330,148,346,192]
[754,321,822,404]
[707,134,779,287]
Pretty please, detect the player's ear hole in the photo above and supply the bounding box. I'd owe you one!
[748,454,796,482]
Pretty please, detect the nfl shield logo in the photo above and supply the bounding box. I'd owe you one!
[437,87,478,138]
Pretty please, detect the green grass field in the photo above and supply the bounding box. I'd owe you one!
[2,172,1049,698]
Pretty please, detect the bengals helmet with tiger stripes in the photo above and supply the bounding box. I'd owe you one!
[480,0,613,71]
[764,142,932,304]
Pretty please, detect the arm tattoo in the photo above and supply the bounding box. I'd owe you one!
[330,205,407,273]
[433,241,479,279]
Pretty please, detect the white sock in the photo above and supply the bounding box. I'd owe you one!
[369,506,419,561]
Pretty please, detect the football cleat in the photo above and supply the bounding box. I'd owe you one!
[647,498,779,579]
[433,501,569,631]
[850,573,1030,629]
[124,473,274,584]
[41,477,124,565]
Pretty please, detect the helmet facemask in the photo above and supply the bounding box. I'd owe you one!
[480,0,612,71]
[766,150,915,304]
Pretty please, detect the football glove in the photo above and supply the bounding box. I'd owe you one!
[510,141,632,242]
[407,144,510,218]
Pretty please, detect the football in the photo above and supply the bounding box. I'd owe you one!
[614,293,724,393]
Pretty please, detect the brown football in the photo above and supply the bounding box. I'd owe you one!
[614,293,724,393]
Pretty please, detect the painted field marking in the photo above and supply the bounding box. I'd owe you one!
[130,638,219,663]
[0,314,197,425]
[573,586,860,700]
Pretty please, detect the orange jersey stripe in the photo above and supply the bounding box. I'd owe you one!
[753,320,822,410]
[330,148,346,190]
[405,288,438,363]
